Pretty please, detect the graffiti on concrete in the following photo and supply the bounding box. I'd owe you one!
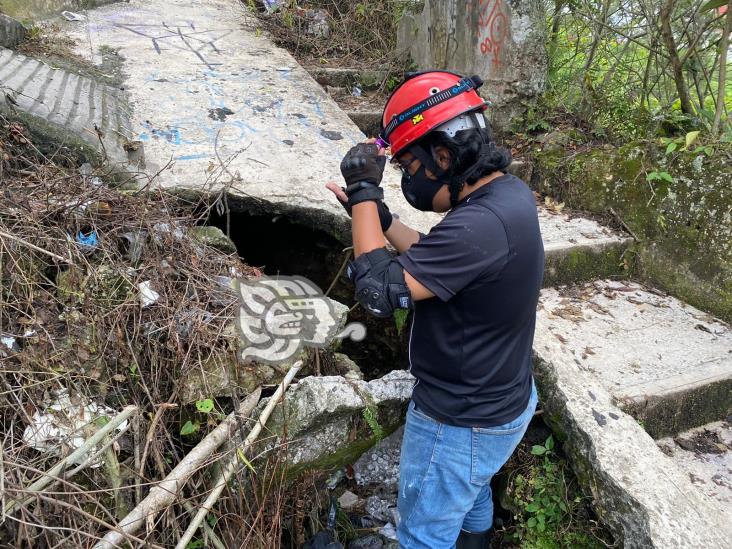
[469,0,509,66]
[114,22,234,69]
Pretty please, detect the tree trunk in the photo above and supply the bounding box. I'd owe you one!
[711,0,732,134]
[659,0,695,115]
[580,0,612,117]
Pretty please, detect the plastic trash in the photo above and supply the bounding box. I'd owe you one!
[76,230,98,249]
[261,0,282,11]
[378,523,398,541]
[1,335,18,352]
[352,86,363,97]
[61,11,86,22]
[121,231,147,264]
[325,468,345,490]
[138,280,160,307]
[22,389,128,467]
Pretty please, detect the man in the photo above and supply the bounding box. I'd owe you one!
[325,71,544,549]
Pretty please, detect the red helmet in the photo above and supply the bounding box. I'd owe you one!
[381,71,488,157]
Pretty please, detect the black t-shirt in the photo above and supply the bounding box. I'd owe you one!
[396,174,544,428]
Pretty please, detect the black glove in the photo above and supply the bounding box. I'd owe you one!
[340,143,387,187]
[340,143,387,205]
[338,189,394,232]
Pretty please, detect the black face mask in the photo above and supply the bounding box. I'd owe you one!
[400,165,445,211]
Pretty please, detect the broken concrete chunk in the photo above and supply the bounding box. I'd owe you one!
[260,371,413,470]
[188,226,237,254]
[337,490,361,511]
[0,15,27,48]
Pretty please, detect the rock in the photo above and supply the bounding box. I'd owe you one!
[303,531,343,549]
[0,14,27,48]
[365,493,398,523]
[333,352,364,380]
[397,0,547,131]
[353,426,403,488]
[260,371,414,471]
[337,490,361,511]
[349,534,387,549]
[538,130,571,151]
[188,226,237,254]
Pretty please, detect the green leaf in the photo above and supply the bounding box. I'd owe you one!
[685,131,700,149]
[545,436,555,450]
[659,171,674,183]
[531,445,547,455]
[237,448,256,474]
[180,420,199,436]
[701,0,727,11]
[527,517,537,528]
[666,142,678,154]
[394,309,409,336]
[526,502,540,513]
[196,398,214,414]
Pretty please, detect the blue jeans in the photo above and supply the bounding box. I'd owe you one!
[397,380,538,549]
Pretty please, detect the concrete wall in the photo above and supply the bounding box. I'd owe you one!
[397,0,547,132]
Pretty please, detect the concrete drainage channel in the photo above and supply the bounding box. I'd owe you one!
[1,0,731,546]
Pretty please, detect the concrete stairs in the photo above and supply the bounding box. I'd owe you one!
[0,47,132,164]
[2,0,730,546]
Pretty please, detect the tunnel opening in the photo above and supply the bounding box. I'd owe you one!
[206,207,409,380]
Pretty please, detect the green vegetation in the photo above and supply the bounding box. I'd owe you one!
[504,436,611,548]
[532,0,732,141]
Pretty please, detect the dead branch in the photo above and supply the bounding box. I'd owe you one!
[175,361,303,549]
[93,389,261,549]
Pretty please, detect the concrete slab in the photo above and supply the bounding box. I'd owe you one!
[0,46,131,162]
[53,0,629,286]
[537,280,732,437]
[534,345,732,548]
[657,421,732,523]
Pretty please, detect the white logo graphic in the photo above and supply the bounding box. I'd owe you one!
[235,276,366,363]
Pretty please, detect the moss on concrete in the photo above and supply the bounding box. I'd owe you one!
[620,378,732,439]
[1,106,102,165]
[543,243,633,287]
[532,142,732,321]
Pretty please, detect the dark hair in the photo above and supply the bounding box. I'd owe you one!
[422,123,512,185]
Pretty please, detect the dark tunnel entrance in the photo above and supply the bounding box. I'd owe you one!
[206,208,409,379]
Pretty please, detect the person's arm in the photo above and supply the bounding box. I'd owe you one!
[384,218,422,253]
[352,201,434,300]
[352,201,386,257]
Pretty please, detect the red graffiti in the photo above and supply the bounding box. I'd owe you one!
[475,0,508,66]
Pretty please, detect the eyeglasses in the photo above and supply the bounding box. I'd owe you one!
[396,157,418,175]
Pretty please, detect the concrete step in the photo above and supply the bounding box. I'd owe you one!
[309,67,387,91]
[51,0,630,288]
[537,279,732,438]
[535,280,732,547]
[344,109,381,137]
[657,421,732,524]
[0,46,131,163]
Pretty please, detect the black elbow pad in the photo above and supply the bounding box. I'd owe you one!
[346,248,412,318]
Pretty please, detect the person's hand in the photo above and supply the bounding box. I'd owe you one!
[340,142,387,188]
[325,181,394,232]
[340,142,388,207]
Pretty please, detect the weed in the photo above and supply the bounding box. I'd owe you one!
[504,436,613,548]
